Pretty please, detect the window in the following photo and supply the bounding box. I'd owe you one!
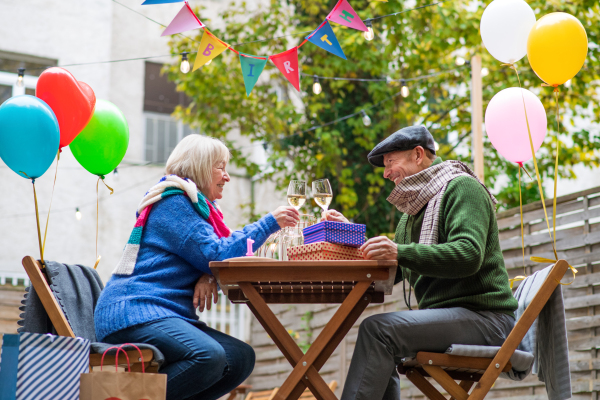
[144,112,197,163]
[0,50,57,106]
[143,61,195,163]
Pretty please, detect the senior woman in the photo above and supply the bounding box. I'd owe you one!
[94,135,299,400]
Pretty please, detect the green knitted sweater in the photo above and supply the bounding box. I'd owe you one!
[393,159,517,316]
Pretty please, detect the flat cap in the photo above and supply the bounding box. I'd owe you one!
[367,125,436,167]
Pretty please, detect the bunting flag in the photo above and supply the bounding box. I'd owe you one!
[161,2,204,36]
[239,53,268,96]
[271,47,300,91]
[142,0,184,4]
[193,30,229,71]
[307,21,346,60]
[327,0,368,32]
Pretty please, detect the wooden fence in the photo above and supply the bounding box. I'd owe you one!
[246,185,600,400]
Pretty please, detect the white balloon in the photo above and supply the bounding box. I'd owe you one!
[480,0,536,64]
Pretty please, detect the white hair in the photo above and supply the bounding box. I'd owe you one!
[165,134,230,191]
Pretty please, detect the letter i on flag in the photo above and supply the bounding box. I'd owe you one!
[193,30,229,71]
[239,53,268,97]
[306,21,346,60]
[161,2,204,36]
[327,0,368,32]
[270,47,300,91]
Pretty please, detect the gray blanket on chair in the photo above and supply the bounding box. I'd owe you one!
[18,260,164,366]
[514,265,571,400]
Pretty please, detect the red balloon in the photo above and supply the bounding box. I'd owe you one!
[36,67,96,149]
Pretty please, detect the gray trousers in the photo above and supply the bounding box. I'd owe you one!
[340,307,515,400]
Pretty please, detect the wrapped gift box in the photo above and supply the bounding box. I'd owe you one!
[287,241,364,261]
[303,221,366,248]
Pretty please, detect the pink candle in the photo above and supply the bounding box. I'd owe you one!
[246,238,255,256]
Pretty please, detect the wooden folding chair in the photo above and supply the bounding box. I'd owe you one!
[299,380,337,400]
[397,259,569,400]
[21,256,158,372]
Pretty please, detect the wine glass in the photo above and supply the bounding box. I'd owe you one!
[312,179,333,212]
[287,180,307,210]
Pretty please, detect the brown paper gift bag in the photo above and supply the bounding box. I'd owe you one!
[79,344,167,400]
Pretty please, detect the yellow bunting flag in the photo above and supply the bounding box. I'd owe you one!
[193,30,229,71]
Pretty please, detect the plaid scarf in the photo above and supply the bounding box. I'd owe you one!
[387,160,497,245]
[112,175,230,276]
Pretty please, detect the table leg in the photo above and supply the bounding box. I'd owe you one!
[275,281,372,400]
[241,283,331,399]
[240,281,373,400]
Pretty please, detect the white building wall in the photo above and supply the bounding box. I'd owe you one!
[0,0,284,286]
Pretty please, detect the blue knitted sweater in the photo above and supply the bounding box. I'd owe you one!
[94,194,280,341]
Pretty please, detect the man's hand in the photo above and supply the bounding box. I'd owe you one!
[321,209,350,223]
[193,274,219,312]
[360,236,398,260]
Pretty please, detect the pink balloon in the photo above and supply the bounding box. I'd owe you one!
[485,87,547,164]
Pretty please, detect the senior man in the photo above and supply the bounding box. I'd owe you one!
[324,126,518,400]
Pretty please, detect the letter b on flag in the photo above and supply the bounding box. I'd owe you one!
[203,44,215,56]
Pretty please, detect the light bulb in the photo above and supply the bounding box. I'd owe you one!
[434,141,440,151]
[363,20,374,41]
[361,110,371,127]
[16,68,25,88]
[401,80,409,98]
[180,52,190,73]
[206,59,212,66]
[312,76,322,95]
[481,67,489,77]
[75,207,82,221]
[455,57,466,66]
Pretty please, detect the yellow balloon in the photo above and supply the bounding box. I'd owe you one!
[527,12,588,86]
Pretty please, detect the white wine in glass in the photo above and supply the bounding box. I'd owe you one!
[312,179,333,212]
[287,180,307,210]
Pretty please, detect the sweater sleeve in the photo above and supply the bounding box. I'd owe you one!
[178,212,281,274]
[396,176,493,278]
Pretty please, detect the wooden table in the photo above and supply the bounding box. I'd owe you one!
[209,260,397,400]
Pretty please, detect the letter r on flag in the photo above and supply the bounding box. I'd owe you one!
[284,61,294,74]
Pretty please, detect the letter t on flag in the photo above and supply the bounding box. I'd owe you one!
[239,53,268,97]
[270,47,300,91]
[327,0,368,32]
[193,30,229,71]
[306,21,346,60]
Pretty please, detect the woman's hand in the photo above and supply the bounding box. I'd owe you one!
[321,209,350,223]
[272,206,300,228]
[193,274,219,313]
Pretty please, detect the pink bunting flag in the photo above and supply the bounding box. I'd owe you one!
[327,0,368,32]
[161,2,204,37]
[271,47,300,91]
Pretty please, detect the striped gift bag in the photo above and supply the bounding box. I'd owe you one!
[0,332,90,400]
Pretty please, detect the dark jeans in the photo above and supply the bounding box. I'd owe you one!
[341,307,515,400]
[103,317,255,400]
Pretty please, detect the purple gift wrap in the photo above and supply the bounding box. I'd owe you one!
[303,221,366,247]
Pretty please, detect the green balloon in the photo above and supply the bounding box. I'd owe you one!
[70,99,129,177]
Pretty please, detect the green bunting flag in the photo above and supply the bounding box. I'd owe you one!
[239,53,268,97]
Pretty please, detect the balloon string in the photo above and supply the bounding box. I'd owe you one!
[508,64,558,260]
[95,178,101,270]
[552,88,560,256]
[94,176,114,269]
[509,163,528,290]
[20,171,45,266]
[42,150,60,255]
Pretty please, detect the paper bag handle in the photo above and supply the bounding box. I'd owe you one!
[100,343,145,373]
